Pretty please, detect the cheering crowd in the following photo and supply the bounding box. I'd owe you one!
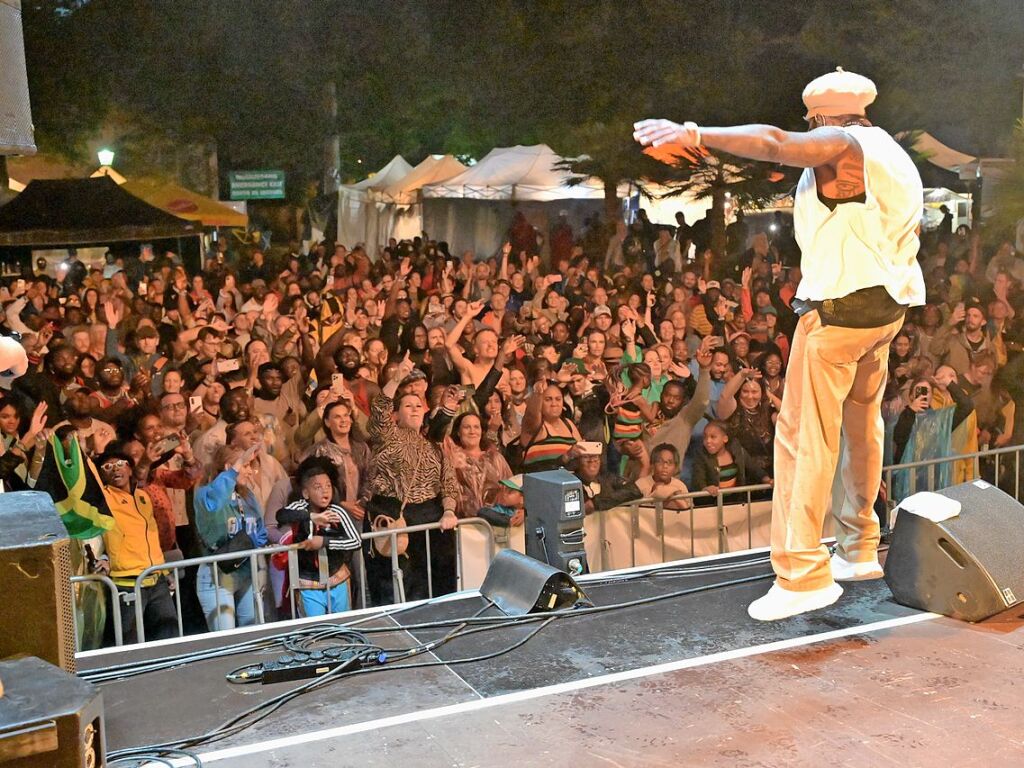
[0,209,1021,646]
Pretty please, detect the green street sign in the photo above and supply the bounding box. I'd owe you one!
[228,170,286,200]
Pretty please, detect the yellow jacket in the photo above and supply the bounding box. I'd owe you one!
[102,486,165,586]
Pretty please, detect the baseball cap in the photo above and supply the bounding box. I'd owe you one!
[705,281,721,290]
[593,305,612,317]
[803,67,877,119]
[499,474,524,492]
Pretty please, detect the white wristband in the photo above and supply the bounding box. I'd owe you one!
[682,121,702,146]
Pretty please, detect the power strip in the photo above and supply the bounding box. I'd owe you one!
[258,648,362,684]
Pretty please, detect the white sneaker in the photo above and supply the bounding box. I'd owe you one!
[830,553,884,581]
[747,582,843,621]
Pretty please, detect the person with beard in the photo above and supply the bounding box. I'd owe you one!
[929,301,995,379]
[328,345,379,427]
[252,361,306,472]
[90,357,147,423]
[192,387,252,469]
[12,343,80,414]
[427,326,458,387]
[642,338,714,459]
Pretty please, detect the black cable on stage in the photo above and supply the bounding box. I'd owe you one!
[85,554,777,684]
[106,570,770,759]
[106,746,203,767]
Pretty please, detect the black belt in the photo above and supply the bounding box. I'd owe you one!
[793,285,906,329]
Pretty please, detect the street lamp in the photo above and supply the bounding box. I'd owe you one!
[97,148,115,167]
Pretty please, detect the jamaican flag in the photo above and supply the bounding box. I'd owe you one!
[35,433,114,539]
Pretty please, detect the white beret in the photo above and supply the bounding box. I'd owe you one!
[802,67,877,119]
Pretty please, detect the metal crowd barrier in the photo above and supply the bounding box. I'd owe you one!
[882,444,1024,519]
[123,518,496,645]
[78,445,1023,646]
[70,573,123,650]
[587,484,773,572]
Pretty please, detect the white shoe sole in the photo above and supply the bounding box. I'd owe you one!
[831,556,884,582]
[747,583,843,622]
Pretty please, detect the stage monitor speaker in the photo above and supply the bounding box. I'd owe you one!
[0,656,104,767]
[523,469,587,575]
[884,480,1024,622]
[479,549,590,616]
[0,492,76,673]
[0,0,37,156]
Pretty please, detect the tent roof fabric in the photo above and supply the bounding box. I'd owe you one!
[0,176,196,247]
[346,155,413,193]
[378,154,467,204]
[122,177,248,228]
[422,144,605,201]
[911,132,977,173]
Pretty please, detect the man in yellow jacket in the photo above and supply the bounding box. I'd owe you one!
[96,449,177,644]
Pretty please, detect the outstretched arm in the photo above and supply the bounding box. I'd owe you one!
[634,120,855,169]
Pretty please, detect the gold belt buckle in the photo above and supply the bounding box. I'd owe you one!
[823,298,836,315]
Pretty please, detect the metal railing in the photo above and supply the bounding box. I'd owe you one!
[70,573,123,650]
[77,444,1022,646]
[883,444,1024,519]
[124,517,495,644]
[588,483,772,571]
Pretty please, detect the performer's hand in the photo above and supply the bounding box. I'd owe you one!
[633,119,700,149]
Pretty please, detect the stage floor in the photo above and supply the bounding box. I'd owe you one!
[80,549,1024,767]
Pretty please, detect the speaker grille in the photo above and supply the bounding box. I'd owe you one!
[55,537,76,674]
[0,0,36,155]
[937,481,1024,603]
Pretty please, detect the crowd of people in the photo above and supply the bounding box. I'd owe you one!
[0,207,1021,646]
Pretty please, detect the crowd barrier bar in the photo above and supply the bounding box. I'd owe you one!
[590,483,772,571]
[355,518,497,607]
[127,518,497,645]
[70,573,123,649]
[882,443,1024,525]
[85,446,1023,646]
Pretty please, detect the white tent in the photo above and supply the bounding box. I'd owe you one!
[377,154,467,241]
[422,144,605,201]
[336,155,413,254]
[421,145,610,257]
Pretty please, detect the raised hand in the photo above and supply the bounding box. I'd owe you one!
[22,401,48,445]
[632,119,700,149]
[104,300,121,328]
[621,318,637,340]
[949,303,966,327]
[467,299,485,317]
[502,334,525,357]
[741,266,753,289]
[695,337,715,369]
[262,292,279,315]
[399,257,412,278]
[397,350,415,379]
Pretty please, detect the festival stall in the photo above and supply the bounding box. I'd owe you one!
[420,144,611,258]
[335,155,412,254]
[377,154,467,241]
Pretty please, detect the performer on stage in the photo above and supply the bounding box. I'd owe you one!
[634,68,925,620]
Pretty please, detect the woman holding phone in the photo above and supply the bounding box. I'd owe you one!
[194,443,268,631]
